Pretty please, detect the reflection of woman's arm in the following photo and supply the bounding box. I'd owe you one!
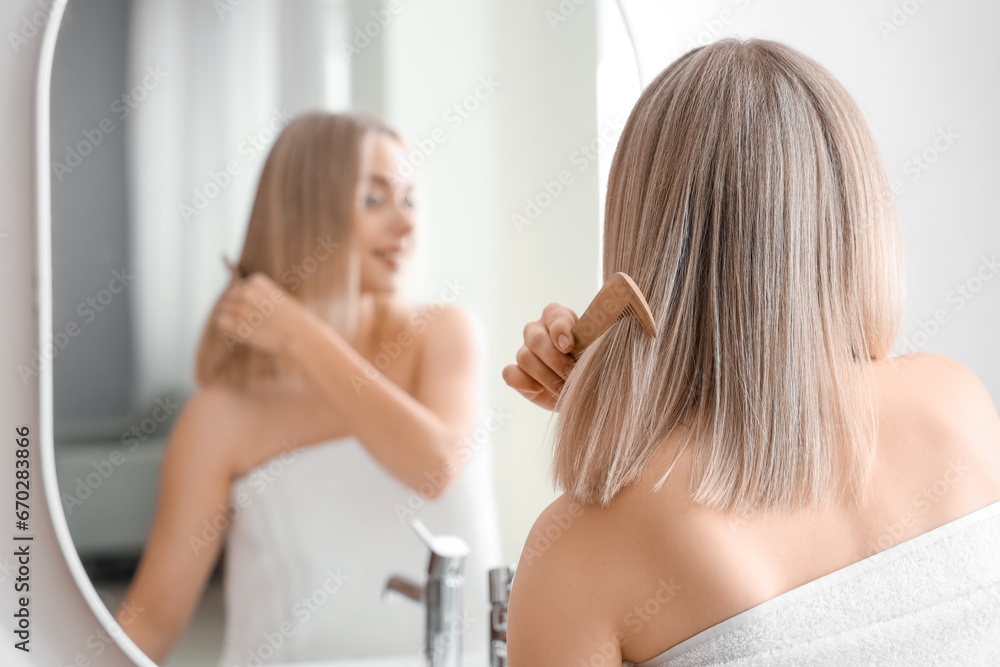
[115,391,236,662]
[286,306,475,498]
[215,273,480,498]
[286,301,478,498]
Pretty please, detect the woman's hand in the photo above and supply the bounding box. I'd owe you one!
[502,303,578,411]
[214,271,315,356]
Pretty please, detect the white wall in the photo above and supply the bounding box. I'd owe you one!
[619,0,1000,398]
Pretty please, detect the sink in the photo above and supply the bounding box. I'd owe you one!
[285,653,485,667]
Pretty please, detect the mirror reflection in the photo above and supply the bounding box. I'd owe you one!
[47,0,633,664]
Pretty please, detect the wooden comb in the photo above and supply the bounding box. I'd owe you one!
[568,272,657,360]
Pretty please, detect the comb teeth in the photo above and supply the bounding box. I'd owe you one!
[568,272,657,360]
[612,305,646,330]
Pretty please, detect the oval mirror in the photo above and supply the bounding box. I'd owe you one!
[36,0,641,665]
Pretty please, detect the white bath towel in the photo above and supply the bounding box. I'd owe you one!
[217,430,503,666]
[626,500,1000,666]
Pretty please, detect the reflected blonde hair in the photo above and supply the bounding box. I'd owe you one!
[195,111,401,388]
[553,38,905,514]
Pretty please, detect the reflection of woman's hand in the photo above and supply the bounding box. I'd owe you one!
[502,303,578,411]
[214,272,313,356]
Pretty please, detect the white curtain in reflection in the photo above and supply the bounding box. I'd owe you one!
[125,0,350,409]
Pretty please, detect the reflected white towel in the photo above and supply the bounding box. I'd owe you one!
[626,501,1000,666]
[217,431,503,666]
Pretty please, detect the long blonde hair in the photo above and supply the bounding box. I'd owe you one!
[195,111,401,388]
[553,38,905,514]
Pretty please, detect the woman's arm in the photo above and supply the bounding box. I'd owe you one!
[285,300,479,498]
[214,273,480,498]
[507,495,627,665]
[114,390,238,662]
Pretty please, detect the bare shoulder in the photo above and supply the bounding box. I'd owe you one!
[876,353,1000,488]
[508,494,633,663]
[375,297,477,353]
[413,300,479,339]
[174,386,246,431]
[879,353,999,436]
[883,352,989,391]
[515,495,593,577]
[410,301,482,367]
[165,386,248,473]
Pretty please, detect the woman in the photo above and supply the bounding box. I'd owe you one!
[503,39,1000,665]
[115,112,502,663]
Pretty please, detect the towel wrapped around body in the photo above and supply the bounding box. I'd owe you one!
[626,500,1000,667]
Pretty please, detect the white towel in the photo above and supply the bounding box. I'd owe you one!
[626,500,1000,666]
[217,432,503,665]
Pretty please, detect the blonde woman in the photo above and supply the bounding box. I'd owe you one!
[503,39,1000,665]
[114,112,501,663]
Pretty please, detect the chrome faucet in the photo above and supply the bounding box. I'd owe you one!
[488,565,515,667]
[384,518,470,667]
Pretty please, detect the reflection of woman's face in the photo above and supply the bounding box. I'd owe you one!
[356,133,417,294]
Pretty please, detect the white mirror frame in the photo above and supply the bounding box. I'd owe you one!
[36,1,156,664]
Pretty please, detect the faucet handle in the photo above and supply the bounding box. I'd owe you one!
[409,518,470,556]
[383,575,425,603]
[409,517,439,550]
[409,518,470,578]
